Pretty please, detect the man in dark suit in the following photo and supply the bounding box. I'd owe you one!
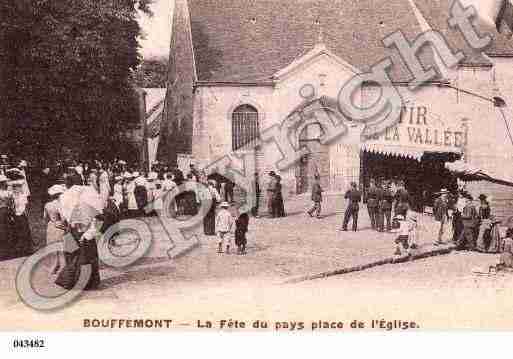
[366,179,379,230]
[378,181,393,232]
[307,174,323,218]
[252,172,261,217]
[457,195,478,250]
[342,182,362,231]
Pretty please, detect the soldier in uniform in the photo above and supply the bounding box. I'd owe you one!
[341,182,362,232]
[366,179,379,230]
[378,181,394,232]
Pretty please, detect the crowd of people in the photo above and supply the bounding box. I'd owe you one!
[0,155,34,259]
[3,151,513,288]
[304,175,513,259]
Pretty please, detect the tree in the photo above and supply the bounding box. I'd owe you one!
[133,57,169,88]
[0,0,153,162]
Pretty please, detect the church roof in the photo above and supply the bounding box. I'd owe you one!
[185,0,513,84]
[187,0,437,83]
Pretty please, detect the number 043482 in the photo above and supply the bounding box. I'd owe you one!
[12,339,45,349]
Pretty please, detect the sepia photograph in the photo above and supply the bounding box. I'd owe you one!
[2,0,513,352]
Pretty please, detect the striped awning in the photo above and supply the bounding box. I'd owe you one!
[361,143,425,161]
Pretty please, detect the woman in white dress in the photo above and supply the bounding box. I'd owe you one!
[44,185,66,274]
[98,166,111,206]
[126,172,138,218]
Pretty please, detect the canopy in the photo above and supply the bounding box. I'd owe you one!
[445,160,513,187]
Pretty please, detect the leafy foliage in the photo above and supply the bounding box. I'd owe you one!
[132,57,169,88]
[0,0,153,161]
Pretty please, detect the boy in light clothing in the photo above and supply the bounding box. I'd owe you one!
[393,214,415,256]
[216,201,234,254]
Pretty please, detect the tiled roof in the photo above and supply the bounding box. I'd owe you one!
[188,0,437,83]
[186,0,513,84]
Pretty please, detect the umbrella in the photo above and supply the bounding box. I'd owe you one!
[60,186,104,224]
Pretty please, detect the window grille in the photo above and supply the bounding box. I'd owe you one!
[232,104,259,151]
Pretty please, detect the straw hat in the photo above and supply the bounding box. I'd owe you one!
[132,171,140,178]
[48,184,66,196]
[135,177,146,186]
[115,175,123,182]
[123,171,132,179]
[220,201,230,208]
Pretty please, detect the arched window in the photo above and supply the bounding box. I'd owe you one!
[232,104,259,151]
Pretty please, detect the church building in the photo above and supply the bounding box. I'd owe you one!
[159,0,513,213]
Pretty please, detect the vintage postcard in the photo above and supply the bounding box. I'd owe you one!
[2,0,513,347]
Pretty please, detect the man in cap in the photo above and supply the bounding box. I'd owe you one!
[341,182,362,231]
[267,171,278,217]
[307,174,323,219]
[378,181,393,232]
[433,188,449,245]
[366,179,379,230]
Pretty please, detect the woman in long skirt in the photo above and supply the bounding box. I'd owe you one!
[203,180,220,235]
[275,176,286,217]
[57,176,102,290]
[0,175,13,259]
[44,185,67,274]
[98,168,111,206]
[11,180,34,257]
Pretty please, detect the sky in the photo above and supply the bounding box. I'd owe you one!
[138,0,174,59]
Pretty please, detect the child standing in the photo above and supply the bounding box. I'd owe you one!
[216,201,234,254]
[393,214,413,255]
[235,213,250,255]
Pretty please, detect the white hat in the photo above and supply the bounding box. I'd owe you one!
[132,171,140,178]
[135,177,146,186]
[438,188,449,194]
[48,184,65,196]
[115,175,123,181]
[220,201,230,208]
[394,214,405,220]
[0,175,7,182]
[18,160,28,167]
[118,160,127,165]
[148,172,158,180]
[123,171,132,179]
